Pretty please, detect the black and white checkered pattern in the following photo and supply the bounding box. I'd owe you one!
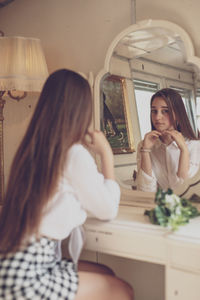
[0,237,78,299]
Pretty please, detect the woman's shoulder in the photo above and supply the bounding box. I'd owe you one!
[70,143,92,153]
[186,139,200,149]
[186,139,200,144]
[68,143,93,161]
[69,143,86,153]
[64,144,95,175]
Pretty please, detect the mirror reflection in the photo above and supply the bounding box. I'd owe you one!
[100,23,200,194]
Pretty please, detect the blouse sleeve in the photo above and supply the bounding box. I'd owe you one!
[136,141,157,192]
[65,144,120,220]
[168,140,200,190]
[173,140,200,186]
[187,140,200,178]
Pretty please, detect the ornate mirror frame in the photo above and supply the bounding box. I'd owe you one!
[93,19,200,207]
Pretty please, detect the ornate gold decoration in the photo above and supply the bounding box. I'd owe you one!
[0,92,5,204]
[101,74,135,154]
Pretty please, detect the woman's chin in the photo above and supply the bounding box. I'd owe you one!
[156,128,165,133]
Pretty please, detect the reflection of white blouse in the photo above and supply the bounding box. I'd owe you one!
[39,144,120,262]
[136,139,200,192]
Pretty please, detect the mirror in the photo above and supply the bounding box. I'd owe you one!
[94,19,200,205]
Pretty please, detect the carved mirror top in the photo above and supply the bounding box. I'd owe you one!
[103,19,200,72]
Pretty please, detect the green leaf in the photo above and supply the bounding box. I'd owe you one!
[144,187,200,231]
[144,209,159,225]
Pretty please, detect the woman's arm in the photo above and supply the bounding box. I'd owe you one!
[85,130,115,180]
[177,147,190,179]
[140,131,161,176]
[136,141,157,192]
[165,130,189,179]
[140,150,153,177]
[66,133,120,220]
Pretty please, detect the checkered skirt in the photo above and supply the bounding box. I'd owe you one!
[0,237,79,299]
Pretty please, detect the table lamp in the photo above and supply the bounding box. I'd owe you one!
[0,32,48,203]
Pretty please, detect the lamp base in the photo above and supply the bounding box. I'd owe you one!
[8,90,27,101]
[0,92,5,204]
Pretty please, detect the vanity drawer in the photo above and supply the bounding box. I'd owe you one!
[167,268,200,300]
[84,227,167,265]
[168,241,200,273]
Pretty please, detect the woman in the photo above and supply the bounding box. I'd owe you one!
[137,88,200,192]
[0,69,133,299]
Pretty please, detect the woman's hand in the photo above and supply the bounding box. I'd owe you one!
[140,130,161,177]
[163,130,187,151]
[143,130,161,149]
[83,130,115,180]
[84,130,113,157]
[160,129,189,179]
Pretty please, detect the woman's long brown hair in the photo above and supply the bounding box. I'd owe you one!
[150,88,198,140]
[0,69,92,253]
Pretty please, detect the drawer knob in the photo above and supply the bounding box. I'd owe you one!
[174,290,178,296]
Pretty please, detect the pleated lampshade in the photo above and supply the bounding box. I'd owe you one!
[0,36,48,92]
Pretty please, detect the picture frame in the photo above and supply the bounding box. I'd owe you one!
[100,74,135,154]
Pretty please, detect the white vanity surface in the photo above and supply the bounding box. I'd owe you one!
[84,205,200,300]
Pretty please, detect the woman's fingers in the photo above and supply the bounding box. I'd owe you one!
[145,130,161,139]
[164,130,183,140]
[84,130,112,155]
[143,130,161,148]
[163,130,187,150]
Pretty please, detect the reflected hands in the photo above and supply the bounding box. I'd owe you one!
[163,130,187,151]
[143,130,162,149]
[143,129,187,152]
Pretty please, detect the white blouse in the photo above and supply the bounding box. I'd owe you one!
[137,139,200,192]
[39,144,120,262]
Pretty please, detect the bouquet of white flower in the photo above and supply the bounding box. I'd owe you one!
[145,188,200,231]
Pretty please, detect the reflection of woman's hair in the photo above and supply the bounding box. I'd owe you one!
[0,69,92,253]
[150,88,198,140]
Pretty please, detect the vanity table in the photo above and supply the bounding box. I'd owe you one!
[83,205,200,300]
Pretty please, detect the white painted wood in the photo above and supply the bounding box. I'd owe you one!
[98,253,165,300]
[83,206,200,300]
[167,268,200,300]
[131,58,194,84]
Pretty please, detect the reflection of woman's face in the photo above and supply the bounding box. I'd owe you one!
[151,97,175,132]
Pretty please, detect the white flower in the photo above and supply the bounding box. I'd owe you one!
[172,194,181,204]
[175,206,181,215]
[167,224,172,229]
[165,194,180,210]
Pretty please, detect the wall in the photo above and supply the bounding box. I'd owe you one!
[136,0,200,58]
[1,0,200,182]
[0,0,132,183]
[0,0,132,75]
